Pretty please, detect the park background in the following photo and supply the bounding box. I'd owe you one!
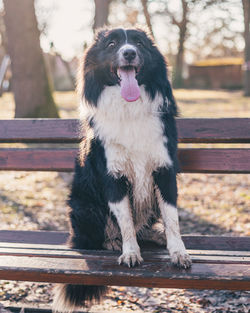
[0,0,249,312]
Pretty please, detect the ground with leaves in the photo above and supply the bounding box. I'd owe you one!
[0,89,249,312]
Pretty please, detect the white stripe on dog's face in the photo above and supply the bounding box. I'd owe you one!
[123,29,128,43]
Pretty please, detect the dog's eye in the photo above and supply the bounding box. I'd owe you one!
[108,41,116,48]
[137,41,143,47]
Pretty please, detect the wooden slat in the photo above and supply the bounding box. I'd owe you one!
[0,255,249,290]
[0,118,249,143]
[0,148,249,173]
[0,230,69,245]
[178,148,250,173]
[0,119,81,143]
[6,306,52,313]
[0,148,77,172]
[0,232,249,290]
[0,231,250,251]
[1,243,249,258]
[178,118,250,143]
[0,244,249,264]
[183,235,250,252]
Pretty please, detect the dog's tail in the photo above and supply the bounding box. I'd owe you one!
[53,283,108,313]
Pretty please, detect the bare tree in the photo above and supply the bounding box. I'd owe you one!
[168,0,188,88]
[242,0,250,96]
[140,0,155,38]
[154,0,233,88]
[93,0,111,31]
[149,0,191,87]
[3,0,59,118]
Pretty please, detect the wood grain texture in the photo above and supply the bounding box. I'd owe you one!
[0,119,81,143]
[0,234,249,291]
[0,231,249,251]
[0,255,249,290]
[1,244,249,264]
[177,118,250,143]
[0,118,249,143]
[178,148,250,173]
[0,230,69,245]
[0,148,77,172]
[0,148,249,173]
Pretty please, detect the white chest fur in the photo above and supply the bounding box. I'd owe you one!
[88,86,172,208]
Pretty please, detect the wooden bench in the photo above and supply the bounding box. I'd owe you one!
[0,118,250,294]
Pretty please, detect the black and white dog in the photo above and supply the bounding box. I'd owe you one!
[54,27,191,312]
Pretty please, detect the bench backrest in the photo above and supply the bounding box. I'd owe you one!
[0,118,249,173]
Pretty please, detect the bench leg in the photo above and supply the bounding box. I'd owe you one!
[154,167,192,269]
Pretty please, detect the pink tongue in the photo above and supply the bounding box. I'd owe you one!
[119,68,140,102]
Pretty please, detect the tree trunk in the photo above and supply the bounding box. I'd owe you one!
[3,0,59,118]
[173,0,188,88]
[242,0,250,96]
[140,0,154,38]
[93,0,111,32]
[173,24,186,88]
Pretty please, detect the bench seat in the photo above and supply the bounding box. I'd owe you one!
[0,230,249,291]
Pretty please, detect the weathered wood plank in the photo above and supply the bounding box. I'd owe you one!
[5,306,52,313]
[183,235,250,251]
[178,149,250,173]
[0,119,249,143]
[1,243,250,258]
[0,148,77,172]
[0,255,249,290]
[0,245,249,264]
[1,230,249,251]
[0,230,68,245]
[0,119,81,143]
[0,148,249,173]
[177,118,250,143]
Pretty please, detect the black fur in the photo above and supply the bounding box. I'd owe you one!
[55,27,179,311]
[62,285,108,308]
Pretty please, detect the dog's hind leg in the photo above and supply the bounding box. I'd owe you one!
[153,167,192,269]
[139,220,166,246]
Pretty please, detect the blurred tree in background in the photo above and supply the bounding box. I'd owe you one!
[148,0,242,88]
[242,0,250,96]
[0,0,247,118]
[3,0,59,118]
[93,0,111,31]
[140,0,154,37]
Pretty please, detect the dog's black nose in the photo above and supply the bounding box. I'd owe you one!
[123,49,136,62]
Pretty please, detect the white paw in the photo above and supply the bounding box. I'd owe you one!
[118,251,143,267]
[171,251,192,269]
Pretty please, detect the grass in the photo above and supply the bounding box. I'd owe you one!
[175,89,250,118]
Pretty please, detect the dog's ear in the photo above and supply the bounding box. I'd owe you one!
[94,28,109,42]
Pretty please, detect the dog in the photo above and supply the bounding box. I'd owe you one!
[53,27,191,312]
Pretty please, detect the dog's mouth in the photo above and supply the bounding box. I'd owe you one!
[113,65,141,102]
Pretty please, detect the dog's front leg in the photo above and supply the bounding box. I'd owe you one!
[154,167,192,269]
[109,196,143,267]
[106,176,143,267]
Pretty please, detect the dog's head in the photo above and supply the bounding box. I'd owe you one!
[81,27,175,111]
